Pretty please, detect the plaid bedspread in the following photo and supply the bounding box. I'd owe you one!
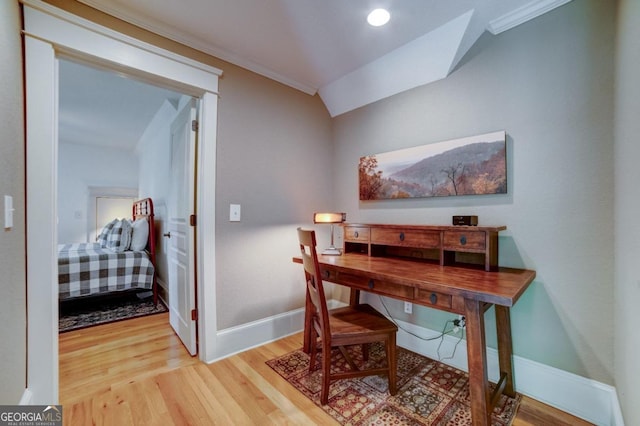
[58,243,154,300]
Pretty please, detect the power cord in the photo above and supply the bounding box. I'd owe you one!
[437,326,464,361]
[378,295,465,361]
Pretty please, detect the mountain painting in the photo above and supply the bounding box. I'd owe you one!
[359,131,507,200]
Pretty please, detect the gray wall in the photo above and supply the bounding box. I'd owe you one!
[615,0,640,424]
[0,0,27,403]
[215,65,333,329]
[332,0,616,384]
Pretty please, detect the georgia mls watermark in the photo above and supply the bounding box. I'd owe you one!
[0,405,62,426]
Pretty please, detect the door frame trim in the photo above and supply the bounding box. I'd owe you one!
[22,0,221,403]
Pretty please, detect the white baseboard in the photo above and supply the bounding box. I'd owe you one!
[156,277,168,306]
[210,300,345,363]
[19,388,33,405]
[392,318,622,426]
[208,300,623,426]
[212,307,305,361]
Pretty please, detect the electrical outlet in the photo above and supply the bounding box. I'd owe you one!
[404,301,412,314]
[453,315,466,331]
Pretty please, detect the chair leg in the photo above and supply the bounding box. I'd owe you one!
[309,329,318,373]
[320,341,332,405]
[387,333,397,395]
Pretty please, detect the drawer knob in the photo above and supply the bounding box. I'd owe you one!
[399,232,405,241]
[459,235,467,245]
[368,279,374,289]
[324,270,330,279]
[354,231,359,238]
[430,293,437,304]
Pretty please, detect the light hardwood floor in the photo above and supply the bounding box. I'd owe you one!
[59,313,593,425]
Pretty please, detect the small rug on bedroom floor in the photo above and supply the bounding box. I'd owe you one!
[266,343,521,425]
[59,294,168,333]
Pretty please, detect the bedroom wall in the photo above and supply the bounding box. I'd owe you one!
[332,0,615,385]
[0,0,27,403]
[614,0,640,423]
[136,98,178,213]
[57,142,139,243]
[136,97,179,301]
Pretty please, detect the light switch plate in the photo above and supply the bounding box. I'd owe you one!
[229,204,241,222]
[4,195,14,229]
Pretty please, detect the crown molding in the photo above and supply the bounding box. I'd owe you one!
[21,0,223,80]
[487,0,573,35]
[77,0,318,95]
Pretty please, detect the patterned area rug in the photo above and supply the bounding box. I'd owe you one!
[266,343,521,425]
[59,294,167,333]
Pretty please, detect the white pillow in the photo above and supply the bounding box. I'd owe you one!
[130,218,149,251]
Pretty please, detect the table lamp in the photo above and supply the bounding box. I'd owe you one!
[313,212,346,255]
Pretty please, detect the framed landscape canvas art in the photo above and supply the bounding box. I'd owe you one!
[359,131,507,200]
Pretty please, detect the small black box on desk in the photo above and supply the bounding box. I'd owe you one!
[452,215,478,226]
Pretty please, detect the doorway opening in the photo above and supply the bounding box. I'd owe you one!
[56,58,199,354]
[23,2,222,403]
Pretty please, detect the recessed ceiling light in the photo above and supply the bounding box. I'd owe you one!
[367,8,390,27]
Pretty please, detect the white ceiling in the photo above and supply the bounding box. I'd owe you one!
[58,59,183,149]
[77,0,571,116]
[59,0,572,149]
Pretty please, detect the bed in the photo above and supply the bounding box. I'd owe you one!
[58,198,158,304]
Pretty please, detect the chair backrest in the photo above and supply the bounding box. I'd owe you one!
[297,227,331,340]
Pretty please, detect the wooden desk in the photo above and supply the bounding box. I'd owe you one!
[293,253,535,426]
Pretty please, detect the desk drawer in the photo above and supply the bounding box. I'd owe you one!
[371,228,440,248]
[337,272,414,300]
[415,289,452,309]
[344,226,370,242]
[320,268,338,282]
[443,230,486,252]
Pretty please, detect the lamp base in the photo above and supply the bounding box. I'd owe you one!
[321,247,342,256]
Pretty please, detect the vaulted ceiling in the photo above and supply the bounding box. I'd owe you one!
[58,59,183,149]
[78,0,572,116]
[59,0,573,150]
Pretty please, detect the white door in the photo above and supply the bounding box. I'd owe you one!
[167,99,198,355]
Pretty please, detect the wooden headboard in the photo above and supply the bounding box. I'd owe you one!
[132,198,158,304]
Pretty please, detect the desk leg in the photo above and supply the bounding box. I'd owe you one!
[495,305,515,397]
[464,298,491,426]
[349,289,361,306]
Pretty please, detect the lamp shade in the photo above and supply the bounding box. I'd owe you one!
[313,212,346,224]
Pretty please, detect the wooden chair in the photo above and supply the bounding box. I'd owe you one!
[297,227,398,405]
